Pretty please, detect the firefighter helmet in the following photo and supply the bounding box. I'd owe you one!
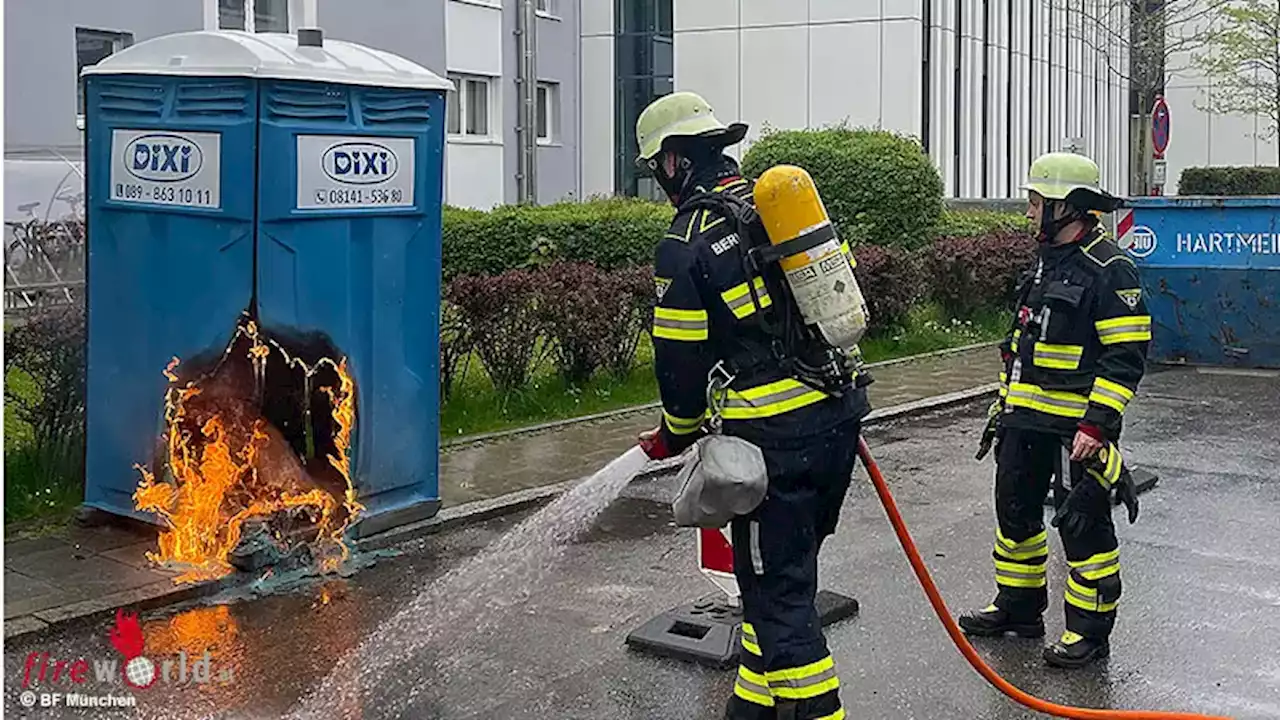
[635,91,747,162]
[1021,152,1123,213]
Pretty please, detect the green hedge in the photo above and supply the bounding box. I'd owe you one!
[936,209,1032,238]
[740,126,945,249]
[1178,166,1280,196]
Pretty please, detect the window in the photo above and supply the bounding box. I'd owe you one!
[447,74,493,138]
[218,0,289,32]
[536,0,559,16]
[76,28,133,117]
[536,83,559,143]
[614,0,674,197]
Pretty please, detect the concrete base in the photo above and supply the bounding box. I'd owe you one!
[1044,466,1160,507]
[352,497,442,539]
[624,590,860,670]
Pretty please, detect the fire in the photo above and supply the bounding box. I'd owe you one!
[134,321,362,584]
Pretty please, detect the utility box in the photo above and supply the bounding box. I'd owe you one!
[1116,197,1280,369]
[82,30,451,539]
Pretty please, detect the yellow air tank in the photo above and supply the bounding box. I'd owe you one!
[752,164,870,352]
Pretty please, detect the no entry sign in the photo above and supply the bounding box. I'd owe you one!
[1152,96,1170,159]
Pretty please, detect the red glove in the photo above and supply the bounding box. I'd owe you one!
[638,427,675,460]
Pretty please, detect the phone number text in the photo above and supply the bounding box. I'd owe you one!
[113,183,215,207]
[311,187,407,206]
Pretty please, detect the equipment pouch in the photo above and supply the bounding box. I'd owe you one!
[1043,280,1086,307]
[672,434,768,528]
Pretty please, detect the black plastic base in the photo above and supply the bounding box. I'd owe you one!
[624,590,860,670]
[1044,466,1159,507]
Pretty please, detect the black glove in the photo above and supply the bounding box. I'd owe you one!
[1050,477,1106,536]
[975,400,1002,461]
[1113,466,1140,524]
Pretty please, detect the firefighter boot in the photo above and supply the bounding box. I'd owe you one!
[1043,630,1109,669]
[958,604,1045,638]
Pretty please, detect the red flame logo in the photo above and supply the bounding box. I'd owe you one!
[109,608,157,689]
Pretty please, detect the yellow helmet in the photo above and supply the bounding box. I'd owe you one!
[635,91,747,162]
[1021,152,1123,213]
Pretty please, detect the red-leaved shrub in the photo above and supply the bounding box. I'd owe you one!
[537,262,653,383]
[853,244,924,332]
[446,269,548,394]
[924,233,1037,318]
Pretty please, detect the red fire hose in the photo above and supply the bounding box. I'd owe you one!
[855,437,1231,720]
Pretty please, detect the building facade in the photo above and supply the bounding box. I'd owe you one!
[3,0,579,216]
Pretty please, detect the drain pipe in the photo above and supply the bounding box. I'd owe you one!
[516,0,538,204]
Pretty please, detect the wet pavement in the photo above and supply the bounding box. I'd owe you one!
[5,366,1279,719]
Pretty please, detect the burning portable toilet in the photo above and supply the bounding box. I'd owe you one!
[1116,197,1280,368]
[81,29,451,579]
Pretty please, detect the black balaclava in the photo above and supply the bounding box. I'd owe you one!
[1037,197,1091,244]
[647,137,731,205]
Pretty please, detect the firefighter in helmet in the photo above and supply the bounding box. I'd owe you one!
[634,90,871,719]
[961,152,1150,669]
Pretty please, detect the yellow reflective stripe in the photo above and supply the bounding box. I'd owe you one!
[1069,549,1120,580]
[816,710,847,720]
[735,665,775,707]
[1086,444,1124,489]
[839,240,857,269]
[994,529,1049,561]
[766,656,840,700]
[722,379,828,420]
[1033,342,1083,370]
[1095,315,1152,344]
[721,277,773,319]
[653,307,708,342]
[1006,383,1089,418]
[1065,575,1118,613]
[741,623,762,657]
[999,370,1009,397]
[995,559,1048,588]
[1089,377,1135,414]
[663,410,703,436]
[1012,328,1021,353]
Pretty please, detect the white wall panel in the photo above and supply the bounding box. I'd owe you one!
[580,35,614,198]
[741,26,809,141]
[447,143,505,209]
[675,29,741,148]
[741,0,806,28]
[881,19,921,136]
[810,23,882,130]
[809,0,881,23]
[675,0,738,32]
[446,0,502,76]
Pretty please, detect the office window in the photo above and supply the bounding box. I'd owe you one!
[219,0,289,32]
[537,83,559,143]
[447,74,493,137]
[615,0,674,198]
[76,28,133,116]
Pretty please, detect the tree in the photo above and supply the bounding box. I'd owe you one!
[1190,0,1280,145]
[1057,0,1228,192]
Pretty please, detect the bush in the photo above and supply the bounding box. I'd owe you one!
[446,269,549,395]
[1178,166,1280,196]
[924,233,1037,318]
[852,244,925,332]
[741,125,945,249]
[936,209,1031,238]
[438,300,471,401]
[442,198,673,280]
[536,263,654,384]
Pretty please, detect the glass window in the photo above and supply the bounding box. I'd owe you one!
[614,0,674,196]
[447,74,494,138]
[219,0,289,32]
[76,28,133,116]
[536,83,558,142]
[466,79,489,135]
[536,0,559,15]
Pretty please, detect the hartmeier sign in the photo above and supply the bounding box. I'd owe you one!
[110,130,222,209]
[1118,204,1280,269]
[296,135,415,209]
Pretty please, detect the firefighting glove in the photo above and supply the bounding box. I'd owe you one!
[639,427,675,461]
[975,400,1003,461]
[1050,478,1104,537]
[1114,465,1140,524]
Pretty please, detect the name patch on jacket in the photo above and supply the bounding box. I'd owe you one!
[711,233,740,256]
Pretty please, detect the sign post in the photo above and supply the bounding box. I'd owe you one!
[1151,95,1170,196]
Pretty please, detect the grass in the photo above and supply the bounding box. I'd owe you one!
[4,367,85,524]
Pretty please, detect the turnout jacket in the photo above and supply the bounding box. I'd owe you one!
[999,225,1151,441]
[651,159,871,453]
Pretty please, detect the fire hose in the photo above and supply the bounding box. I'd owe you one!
[855,436,1232,720]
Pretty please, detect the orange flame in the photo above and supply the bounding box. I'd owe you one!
[134,322,361,584]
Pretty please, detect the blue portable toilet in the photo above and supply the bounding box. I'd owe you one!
[81,29,452,538]
[1117,197,1280,369]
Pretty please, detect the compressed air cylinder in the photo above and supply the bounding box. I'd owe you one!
[752,164,869,352]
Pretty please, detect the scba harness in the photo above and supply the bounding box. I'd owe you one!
[677,188,867,400]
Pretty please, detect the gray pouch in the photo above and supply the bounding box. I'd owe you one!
[671,434,768,528]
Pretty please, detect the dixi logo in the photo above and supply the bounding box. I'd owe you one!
[322,142,399,184]
[125,133,203,182]
[1120,225,1158,259]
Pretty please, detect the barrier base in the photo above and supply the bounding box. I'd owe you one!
[624,590,860,670]
[1044,466,1160,507]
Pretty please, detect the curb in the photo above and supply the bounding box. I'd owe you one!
[441,340,999,450]
[4,383,999,642]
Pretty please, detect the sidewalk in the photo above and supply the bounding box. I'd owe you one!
[4,343,1000,637]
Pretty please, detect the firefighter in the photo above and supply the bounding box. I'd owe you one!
[960,152,1151,669]
[633,91,871,720]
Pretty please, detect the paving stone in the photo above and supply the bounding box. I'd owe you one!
[4,571,87,619]
[4,615,50,639]
[6,545,170,596]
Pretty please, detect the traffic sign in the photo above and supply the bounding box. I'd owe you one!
[698,527,740,601]
[1152,96,1170,158]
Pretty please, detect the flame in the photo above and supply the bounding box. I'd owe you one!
[134,321,361,584]
[109,608,146,659]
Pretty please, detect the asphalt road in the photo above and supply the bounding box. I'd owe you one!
[5,366,1279,720]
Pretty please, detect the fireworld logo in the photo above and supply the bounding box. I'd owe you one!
[20,609,235,691]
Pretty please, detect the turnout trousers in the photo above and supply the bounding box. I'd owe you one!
[991,427,1122,640]
[725,421,860,720]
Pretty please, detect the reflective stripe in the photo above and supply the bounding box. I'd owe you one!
[722,378,828,420]
[1087,444,1123,488]
[1006,383,1089,418]
[1012,328,1021,353]
[749,521,764,575]
[1033,342,1083,370]
[721,277,773,319]
[1069,549,1120,581]
[839,240,857,269]
[816,710,847,720]
[999,370,1009,398]
[1089,376,1135,414]
[995,558,1048,588]
[1095,315,1152,344]
[766,656,840,700]
[663,410,703,436]
[735,666,775,707]
[653,307,708,342]
[741,623,762,657]
[995,529,1048,561]
[1066,574,1118,613]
